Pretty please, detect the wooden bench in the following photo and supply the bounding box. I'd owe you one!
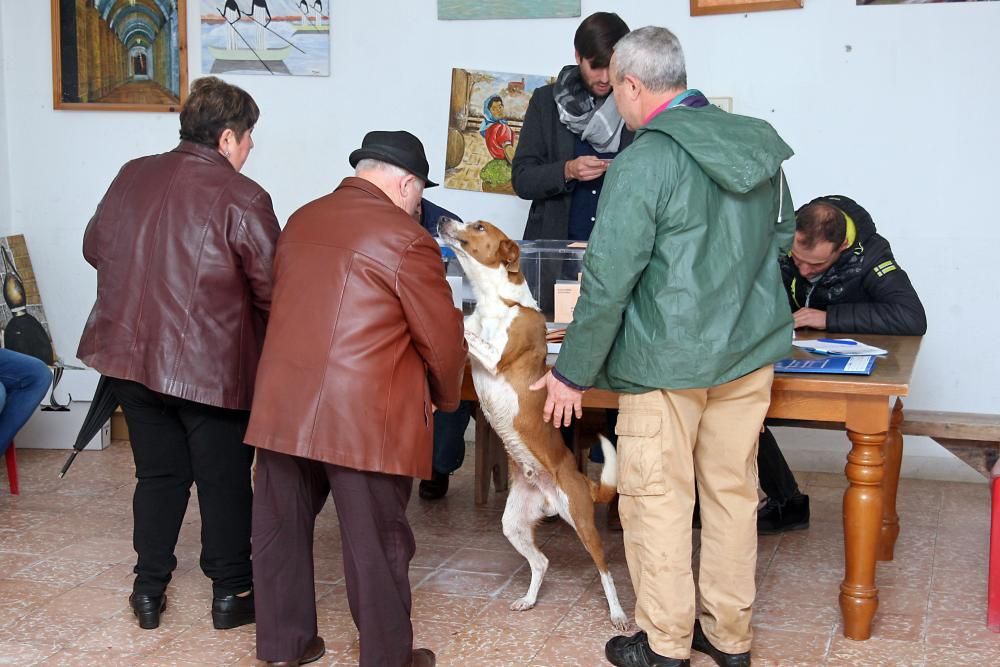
[771,408,1000,478]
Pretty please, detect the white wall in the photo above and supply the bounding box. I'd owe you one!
[0,1,10,231]
[1,1,997,480]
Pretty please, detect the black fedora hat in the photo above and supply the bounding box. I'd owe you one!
[349,130,438,188]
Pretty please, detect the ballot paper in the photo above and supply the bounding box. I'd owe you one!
[792,338,888,357]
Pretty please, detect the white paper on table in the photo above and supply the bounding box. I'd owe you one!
[792,338,888,356]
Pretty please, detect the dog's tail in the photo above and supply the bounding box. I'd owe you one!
[588,435,618,504]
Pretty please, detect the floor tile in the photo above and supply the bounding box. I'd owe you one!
[0,440,994,665]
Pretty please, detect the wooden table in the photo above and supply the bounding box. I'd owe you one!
[461,333,922,641]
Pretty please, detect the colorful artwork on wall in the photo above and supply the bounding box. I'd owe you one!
[690,0,803,15]
[444,68,554,196]
[0,236,54,366]
[438,1,580,20]
[51,0,188,112]
[201,0,330,76]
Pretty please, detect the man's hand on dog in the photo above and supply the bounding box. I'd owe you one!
[530,371,583,427]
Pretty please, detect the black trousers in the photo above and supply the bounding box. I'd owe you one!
[758,425,801,502]
[109,378,254,598]
[253,448,416,666]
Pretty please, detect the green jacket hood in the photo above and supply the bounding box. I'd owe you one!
[640,105,794,194]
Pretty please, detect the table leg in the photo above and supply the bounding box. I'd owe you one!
[840,428,885,640]
[879,399,904,561]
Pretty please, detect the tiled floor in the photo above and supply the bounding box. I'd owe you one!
[1,441,996,666]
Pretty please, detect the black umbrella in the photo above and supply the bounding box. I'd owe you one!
[59,375,119,478]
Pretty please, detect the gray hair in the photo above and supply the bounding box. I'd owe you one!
[354,158,409,179]
[611,26,687,93]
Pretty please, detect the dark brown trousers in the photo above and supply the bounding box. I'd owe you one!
[252,448,416,666]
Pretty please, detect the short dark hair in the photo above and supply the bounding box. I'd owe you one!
[179,76,259,147]
[795,201,847,249]
[574,12,630,69]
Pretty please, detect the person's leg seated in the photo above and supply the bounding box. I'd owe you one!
[693,366,773,664]
[607,389,700,666]
[756,425,809,534]
[329,465,419,667]
[0,349,52,451]
[253,449,329,663]
[420,401,472,500]
[181,400,256,628]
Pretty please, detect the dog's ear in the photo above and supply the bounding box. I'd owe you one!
[499,239,520,272]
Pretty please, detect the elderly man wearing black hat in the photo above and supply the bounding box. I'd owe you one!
[246,130,467,667]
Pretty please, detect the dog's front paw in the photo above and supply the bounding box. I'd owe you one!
[466,331,502,373]
[509,596,537,612]
[610,611,631,632]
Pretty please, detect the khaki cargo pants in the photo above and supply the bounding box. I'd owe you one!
[616,366,773,659]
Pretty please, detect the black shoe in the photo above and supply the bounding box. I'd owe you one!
[418,471,449,500]
[605,631,690,667]
[757,494,810,535]
[212,589,255,629]
[129,592,166,630]
[266,635,325,666]
[692,620,751,667]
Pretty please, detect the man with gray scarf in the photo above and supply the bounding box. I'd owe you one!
[512,12,633,241]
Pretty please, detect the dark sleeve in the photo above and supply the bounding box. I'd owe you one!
[233,189,281,317]
[420,199,462,235]
[397,235,468,412]
[826,252,927,335]
[511,89,572,202]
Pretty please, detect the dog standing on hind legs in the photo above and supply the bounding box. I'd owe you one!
[438,217,628,631]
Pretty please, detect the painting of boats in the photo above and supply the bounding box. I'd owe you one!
[201,0,330,76]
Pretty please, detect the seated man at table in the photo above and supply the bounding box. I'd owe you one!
[758,194,927,534]
[413,198,475,500]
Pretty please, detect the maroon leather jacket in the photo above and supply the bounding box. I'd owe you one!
[245,177,467,479]
[77,141,280,410]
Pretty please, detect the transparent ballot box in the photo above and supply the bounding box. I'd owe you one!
[518,240,586,324]
[440,239,586,321]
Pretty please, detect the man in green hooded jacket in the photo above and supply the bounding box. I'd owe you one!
[532,27,794,667]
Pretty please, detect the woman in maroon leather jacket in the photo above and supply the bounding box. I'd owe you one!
[77,77,279,631]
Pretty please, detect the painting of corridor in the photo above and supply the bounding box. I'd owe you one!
[52,0,187,111]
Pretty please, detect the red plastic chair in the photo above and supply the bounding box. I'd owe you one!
[988,461,1000,632]
[3,440,17,495]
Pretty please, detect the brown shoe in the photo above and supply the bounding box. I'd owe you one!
[267,635,325,666]
[411,648,436,666]
[607,496,622,531]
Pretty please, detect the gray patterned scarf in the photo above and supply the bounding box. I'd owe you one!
[553,64,625,153]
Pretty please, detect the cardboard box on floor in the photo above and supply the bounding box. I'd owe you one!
[17,366,110,450]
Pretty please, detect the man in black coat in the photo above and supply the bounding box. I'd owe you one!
[759,195,927,534]
[511,12,634,241]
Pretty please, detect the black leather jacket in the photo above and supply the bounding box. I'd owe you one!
[779,195,926,335]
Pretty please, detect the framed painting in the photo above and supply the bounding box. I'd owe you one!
[439,1,580,20]
[0,235,55,366]
[690,0,804,16]
[444,68,555,196]
[51,0,188,112]
[858,0,997,4]
[200,0,330,76]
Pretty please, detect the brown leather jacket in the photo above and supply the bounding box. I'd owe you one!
[245,177,467,479]
[77,141,280,410]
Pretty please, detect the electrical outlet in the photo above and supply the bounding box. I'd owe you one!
[708,96,733,113]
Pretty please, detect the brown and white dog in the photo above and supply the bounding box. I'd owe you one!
[438,218,627,630]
